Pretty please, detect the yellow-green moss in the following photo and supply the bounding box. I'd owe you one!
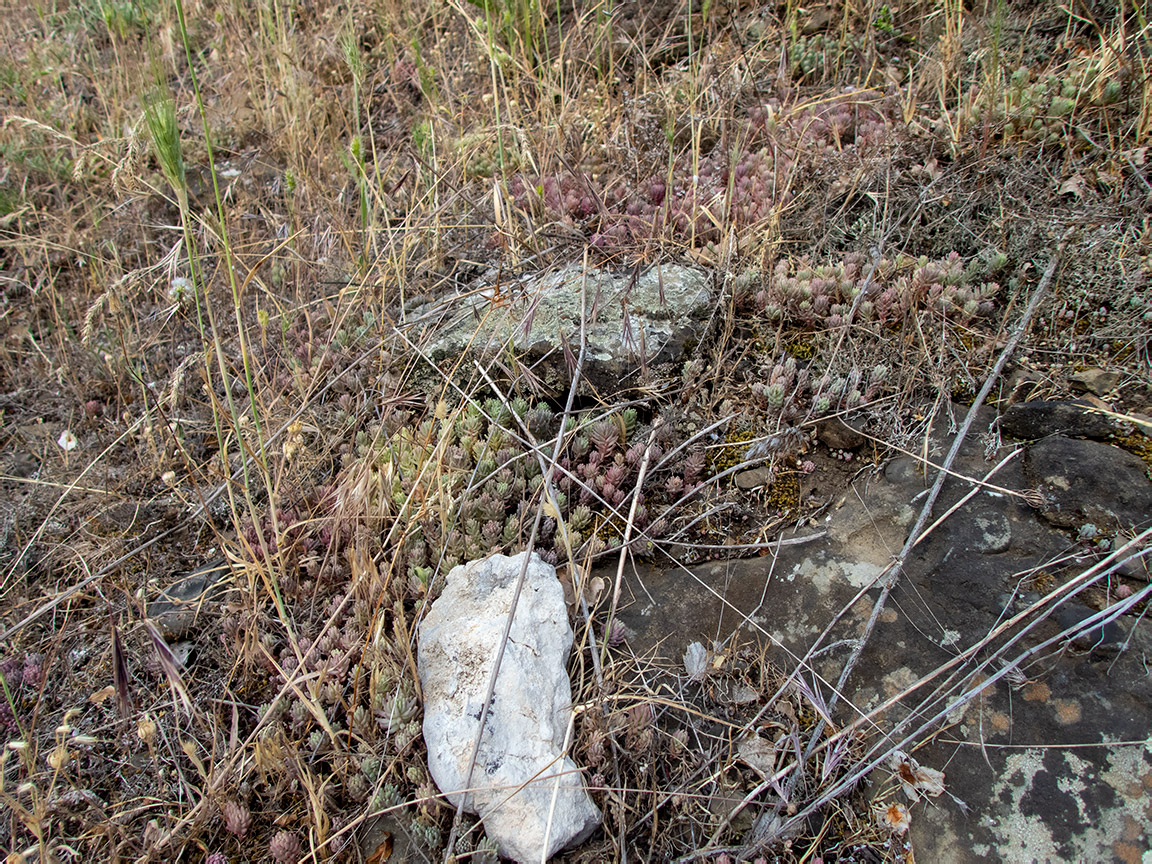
[711,429,754,473]
[1114,431,1152,469]
[784,337,817,361]
[951,377,976,405]
[767,472,801,514]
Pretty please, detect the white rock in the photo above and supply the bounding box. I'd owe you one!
[418,551,601,862]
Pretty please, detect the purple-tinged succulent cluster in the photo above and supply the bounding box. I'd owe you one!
[268,830,300,863]
[754,250,1003,330]
[0,652,44,737]
[512,91,894,252]
[750,355,812,421]
[320,398,714,591]
[747,90,891,154]
[221,800,252,840]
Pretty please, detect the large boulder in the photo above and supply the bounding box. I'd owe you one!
[418,551,601,862]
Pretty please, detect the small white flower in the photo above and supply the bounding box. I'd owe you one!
[57,430,78,452]
[168,276,193,307]
[161,470,177,486]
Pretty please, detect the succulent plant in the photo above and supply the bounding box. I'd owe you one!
[221,800,252,839]
[268,830,300,863]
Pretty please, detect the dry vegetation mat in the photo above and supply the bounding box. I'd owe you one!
[1,0,1151,860]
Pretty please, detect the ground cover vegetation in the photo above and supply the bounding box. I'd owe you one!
[1,0,1150,859]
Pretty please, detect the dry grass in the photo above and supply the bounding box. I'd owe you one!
[1,0,1151,861]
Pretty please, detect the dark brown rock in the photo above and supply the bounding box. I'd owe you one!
[734,467,774,490]
[999,400,1116,441]
[1023,436,1152,530]
[816,416,867,450]
[148,558,231,640]
[1070,367,1122,396]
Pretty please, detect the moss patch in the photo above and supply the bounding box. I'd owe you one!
[767,472,801,514]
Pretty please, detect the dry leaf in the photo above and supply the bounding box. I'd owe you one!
[736,733,777,780]
[1058,173,1085,198]
[110,616,131,718]
[588,576,605,600]
[726,682,760,705]
[683,641,710,681]
[366,833,394,863]
[890,750,945,799]
[89,685,116,704]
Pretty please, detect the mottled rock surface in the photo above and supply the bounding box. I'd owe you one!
[421,263,713,395]
[418,552,601,863]
[1023,435,1152,529]
[605,402,1152,862]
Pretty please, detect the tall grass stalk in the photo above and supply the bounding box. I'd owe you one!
[159,0,298,637]
[341,20,373,274]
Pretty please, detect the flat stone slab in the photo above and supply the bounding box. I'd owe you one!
[998,399,1118,441]
[603,403,1152,862]
[421,263,713,396]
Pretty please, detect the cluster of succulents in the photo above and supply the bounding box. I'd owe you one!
[748,90,893,156]
[786,33,866,81]
[961,63,1130,146]
[453,129,522,179]
[214,579,450,851]
[751,249,1006,330]
[327,398,717,592]
[511,92,893,253]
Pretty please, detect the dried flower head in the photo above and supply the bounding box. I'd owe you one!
[890,750,946,800]
[877,801,911,834]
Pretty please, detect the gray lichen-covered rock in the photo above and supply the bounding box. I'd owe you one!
[418,552,601,862]
[604,402,1152,862]
[422,263,713,395]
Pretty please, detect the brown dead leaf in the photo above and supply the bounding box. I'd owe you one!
[89,685,116,704]
[1058,173,1085,198]
[736,733,778,780]
[366,833,393,863]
